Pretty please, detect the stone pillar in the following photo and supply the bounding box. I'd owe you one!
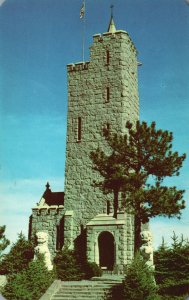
[64,211,74,249]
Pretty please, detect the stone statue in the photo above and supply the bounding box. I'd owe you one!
[140,230,154,269]
[34,231,53,271]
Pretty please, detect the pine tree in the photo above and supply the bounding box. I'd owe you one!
[154,237,171,284]
[123,253,159,300]
[90,121,186,251]
[154,233,189,297]
[0,232,34,275]
[0,225,10,258]
[2,254,55,300]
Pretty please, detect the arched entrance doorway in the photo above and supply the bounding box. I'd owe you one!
[98,231,115,270]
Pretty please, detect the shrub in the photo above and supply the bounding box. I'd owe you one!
[54,248,84,281]
[0,232,34,275]
[154,233,189,298]
[158,296,187,300]
[123,253,159,300]
[54,248,102,281]
[158,280,189,298]
[2,254,55,300]
[82,261,102,279]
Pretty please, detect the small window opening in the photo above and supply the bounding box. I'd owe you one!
[106,87,110,102]
[77,117,82,141]
[106,50,110,65]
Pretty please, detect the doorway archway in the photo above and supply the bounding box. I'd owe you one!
[98,231,115,270]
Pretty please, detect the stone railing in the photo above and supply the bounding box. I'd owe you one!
[40,280,62,300]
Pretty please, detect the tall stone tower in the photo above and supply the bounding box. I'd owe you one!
[29,16,141,271]
[64,17,139,241]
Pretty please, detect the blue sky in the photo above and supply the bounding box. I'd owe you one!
[0,0,189,249]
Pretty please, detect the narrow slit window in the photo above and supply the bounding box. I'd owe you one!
[106,87,110,102]
[106,50,110,65]
[56,225,60,250]
[77,117,82,141]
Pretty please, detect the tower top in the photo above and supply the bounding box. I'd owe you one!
[108,5,116,33]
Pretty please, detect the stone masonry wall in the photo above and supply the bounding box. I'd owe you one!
[30,207,65,257]
[64,30,139,240]
[126,214,135,264]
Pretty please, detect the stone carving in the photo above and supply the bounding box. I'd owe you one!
[34,231,53,271]
[140,230,154,269]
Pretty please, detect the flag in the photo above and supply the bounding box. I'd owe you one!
[80,1,85,19]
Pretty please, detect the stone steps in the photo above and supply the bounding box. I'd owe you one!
[40,278,123,300]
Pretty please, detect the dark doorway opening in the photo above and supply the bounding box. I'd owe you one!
[98,231,115,270]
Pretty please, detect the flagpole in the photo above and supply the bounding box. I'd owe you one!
[82,0,86,62]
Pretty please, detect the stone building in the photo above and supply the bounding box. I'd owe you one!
[29,17,140,273]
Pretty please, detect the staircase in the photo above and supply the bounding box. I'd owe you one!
[40,277,123,300]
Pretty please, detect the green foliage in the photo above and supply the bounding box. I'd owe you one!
[0,225,10,258]
[54,248,84,281]
[90,121,186,250]
[154,233,189,297]
[2,254,55,300]
[54,248,102,281]
[123,253,159,300]
[158,296,186,300]
[0,232,34,275]
[82,261,102,279]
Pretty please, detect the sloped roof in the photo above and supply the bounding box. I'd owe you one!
[43,182,64,206]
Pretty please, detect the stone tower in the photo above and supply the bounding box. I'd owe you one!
[29,16,141,271]
[64,17,139,242]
